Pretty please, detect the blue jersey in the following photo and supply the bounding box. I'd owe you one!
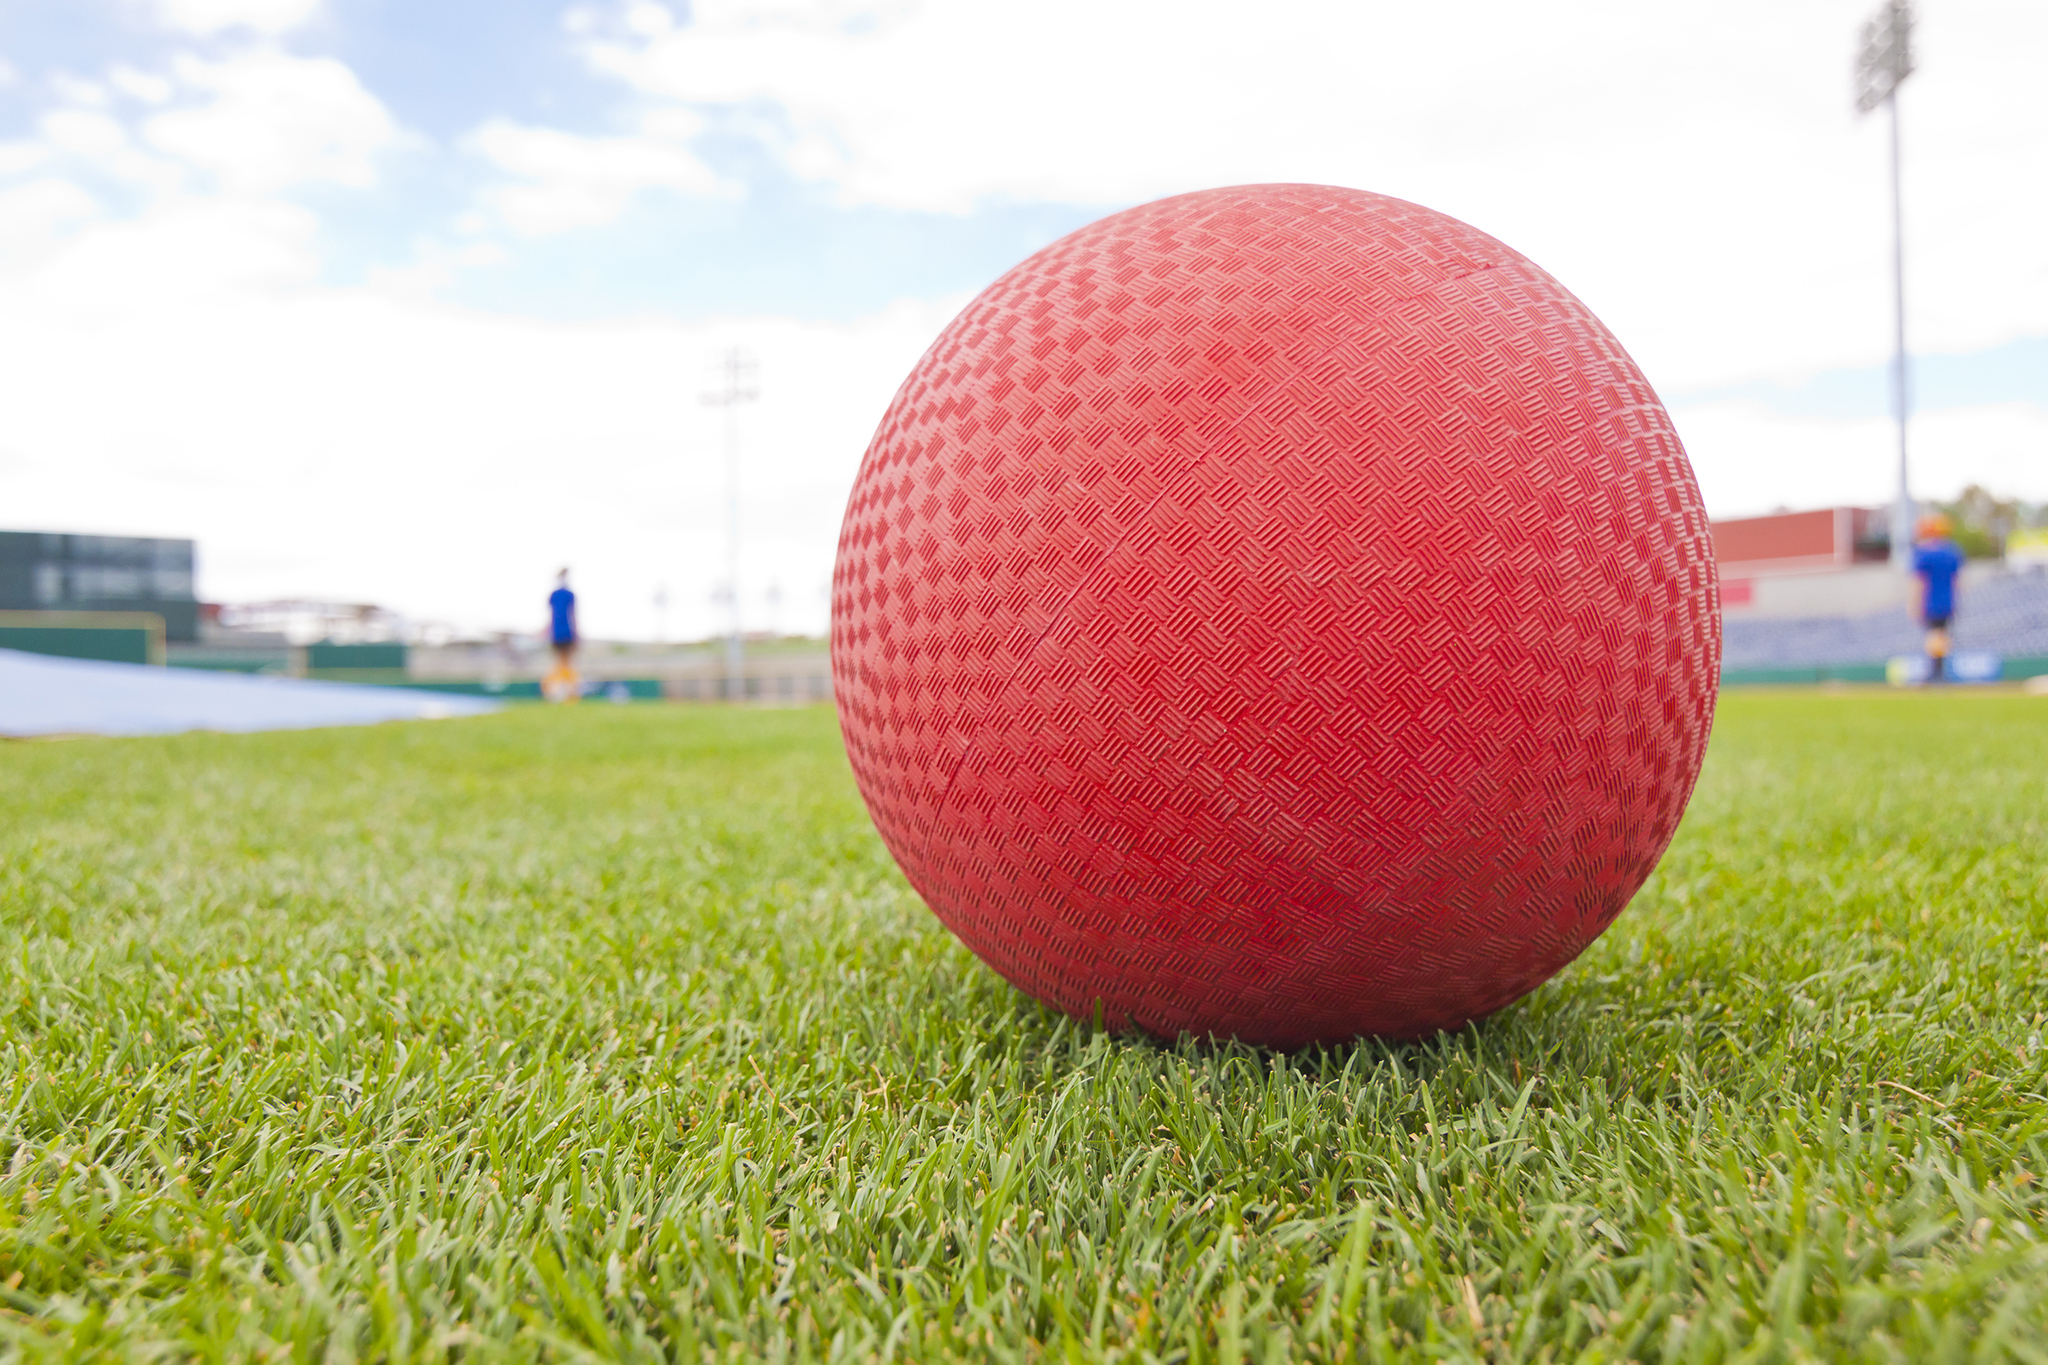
[1912,539,1962,620]
[549,587,577,644]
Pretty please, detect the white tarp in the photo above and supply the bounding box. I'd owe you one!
[0,649,498,738]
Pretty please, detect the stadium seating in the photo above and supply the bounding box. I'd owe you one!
[1721,566,2048,670]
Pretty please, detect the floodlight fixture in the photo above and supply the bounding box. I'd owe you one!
[1855,0,1914,114]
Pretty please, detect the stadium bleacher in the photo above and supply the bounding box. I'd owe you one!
[1721,566,2048,671]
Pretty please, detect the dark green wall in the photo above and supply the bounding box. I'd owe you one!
[1720,655,2048,686]
[0,624,157,666]
[306,641,408,671]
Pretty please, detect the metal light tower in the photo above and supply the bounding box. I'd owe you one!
[701,348,758,700]
[1855,0,1915,568]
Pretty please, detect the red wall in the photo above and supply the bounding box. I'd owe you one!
[1711,509,1838,567]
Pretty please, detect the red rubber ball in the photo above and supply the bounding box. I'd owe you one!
[832,184,1720,1047]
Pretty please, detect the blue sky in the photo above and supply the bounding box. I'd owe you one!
[1,0,2043,637]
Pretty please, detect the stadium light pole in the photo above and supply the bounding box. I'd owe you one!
[702,348,759,700]
[1855,0,1915,570]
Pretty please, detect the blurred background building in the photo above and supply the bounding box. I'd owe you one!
[1716,494,2048,682]
[8,508,2044,694]
[0,526,832,701]
[0,531,199,640]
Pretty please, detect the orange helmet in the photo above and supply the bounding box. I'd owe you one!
[1916,513,1951,540]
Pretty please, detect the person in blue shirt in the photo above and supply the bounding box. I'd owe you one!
[1911,514,1963,681]
[547,568,579,688]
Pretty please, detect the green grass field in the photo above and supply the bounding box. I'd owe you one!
[2,693,2045,1362]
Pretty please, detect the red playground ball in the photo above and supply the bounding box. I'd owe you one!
[831,184,1721,1047]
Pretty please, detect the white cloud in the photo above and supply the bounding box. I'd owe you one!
[1674,400,2048,517]
[41,109,131,161]
[0,51,379,278]
[684,0,916,35]
[362,238,514,300]
[623,3,675,37]
[49,74,110,107]
[36,106,186,193]
[469,115,735,235]
[145,51,401,193]
[13,198,322,315]
[0,179,101,265]
[109,65,176,105]
[146,0,322,35]
[0,195,951,638]
[0,141,51,176]
[572,0,2048,394]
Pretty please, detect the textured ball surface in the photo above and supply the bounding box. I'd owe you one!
[832,184,1720,1047]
